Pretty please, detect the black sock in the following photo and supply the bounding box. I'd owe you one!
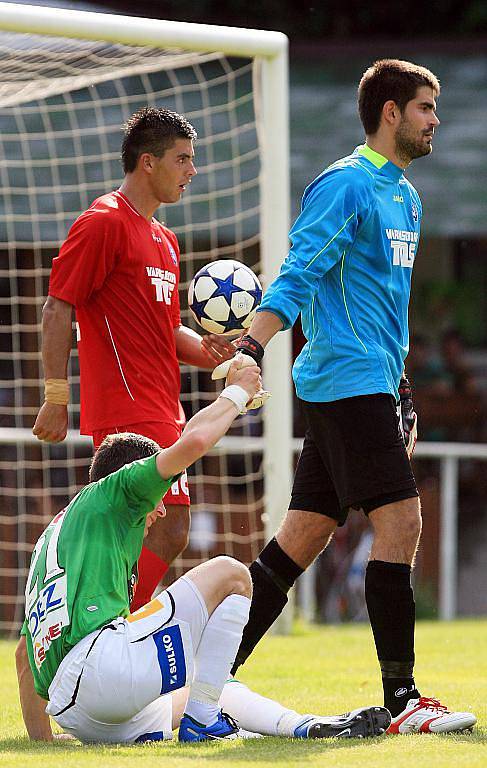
[231,539,303,675]
[365,560,418,715]
[259,537,304,591]
[382,677,420,717]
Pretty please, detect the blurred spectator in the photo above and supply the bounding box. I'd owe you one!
[408,329,486,442]
[440,329,479,395]
[407,334,449,396]
[407,335,449,440]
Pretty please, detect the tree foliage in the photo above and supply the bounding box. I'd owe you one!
[95,0,487,38]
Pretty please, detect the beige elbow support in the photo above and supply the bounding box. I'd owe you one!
[44,379,69,406]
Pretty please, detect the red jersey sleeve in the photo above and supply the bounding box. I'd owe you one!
[49,207,121,307]
[171,274,181,329]
[165,228,182,329]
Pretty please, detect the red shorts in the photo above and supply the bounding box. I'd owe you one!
[92,420,190,506]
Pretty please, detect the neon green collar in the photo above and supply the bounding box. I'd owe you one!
[358,144,388,169]
[357,144,404,181]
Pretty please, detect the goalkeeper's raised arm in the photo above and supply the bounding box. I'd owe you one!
[243,310,285,351]
[212,310,283,381]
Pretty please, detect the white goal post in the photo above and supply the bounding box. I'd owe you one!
[0,2,292,634]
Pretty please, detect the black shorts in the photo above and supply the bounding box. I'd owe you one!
[290,394,418,525]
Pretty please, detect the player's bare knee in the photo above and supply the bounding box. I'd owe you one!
[215,555,252,599]
[369,498,422,563]
[396,506,422,551]
[276,509,336,568]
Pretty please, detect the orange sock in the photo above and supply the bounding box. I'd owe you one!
[130,546,169,612]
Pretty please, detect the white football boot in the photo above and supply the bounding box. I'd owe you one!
[387,696,476,734]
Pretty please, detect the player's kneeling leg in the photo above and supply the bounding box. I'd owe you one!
[167,558,255,741]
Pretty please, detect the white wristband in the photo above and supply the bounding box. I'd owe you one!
[219,384,249,414]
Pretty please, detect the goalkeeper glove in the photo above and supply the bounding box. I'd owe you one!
[212,334,265,381]
[213,338,270,412]
[245,388,271,412]
[398,376,418,459]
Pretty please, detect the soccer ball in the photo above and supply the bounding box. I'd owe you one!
[188,260,262,335]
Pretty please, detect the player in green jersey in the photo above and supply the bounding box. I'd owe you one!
[17,358,263,743]
[16,356,390,743]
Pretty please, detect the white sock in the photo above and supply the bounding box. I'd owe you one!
[184,594,251,727]
[219,679,304,736]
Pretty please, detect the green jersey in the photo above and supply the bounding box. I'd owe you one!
[22,455,172,699]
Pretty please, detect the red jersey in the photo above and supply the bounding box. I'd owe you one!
[49,190,182,434]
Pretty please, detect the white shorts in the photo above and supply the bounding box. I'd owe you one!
[46,577,208,743]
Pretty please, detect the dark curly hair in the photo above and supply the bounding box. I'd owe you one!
[121,106,197,173]
[89,432,161,482]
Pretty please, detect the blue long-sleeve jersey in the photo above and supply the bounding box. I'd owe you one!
[258,144,422,402]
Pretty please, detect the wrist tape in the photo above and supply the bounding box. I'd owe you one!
[45,379,69,406]
[237,335,265,365]
[219,384,249,414]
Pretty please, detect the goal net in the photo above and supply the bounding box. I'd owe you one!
[0,9,291,635]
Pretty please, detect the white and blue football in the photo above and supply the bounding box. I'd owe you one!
[188,259,262,335]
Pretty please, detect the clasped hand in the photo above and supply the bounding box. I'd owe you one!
[223,354,271,412]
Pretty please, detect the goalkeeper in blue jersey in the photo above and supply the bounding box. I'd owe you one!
[214,59,476,735]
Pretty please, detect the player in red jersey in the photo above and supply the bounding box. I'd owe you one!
[33,107,235,609]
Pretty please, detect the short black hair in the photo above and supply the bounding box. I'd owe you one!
[358,59,440,135]
[89,432,161,482]
[121,106,197,174]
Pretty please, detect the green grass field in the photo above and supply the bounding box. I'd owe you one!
[1,619,485,767]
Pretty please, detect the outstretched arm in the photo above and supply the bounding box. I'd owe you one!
[174,324,235,368]
[242,310,284,348]
[211,310,283,381]
[157,358,261,479]
[32,296,73,443]
[15,637,53,741]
